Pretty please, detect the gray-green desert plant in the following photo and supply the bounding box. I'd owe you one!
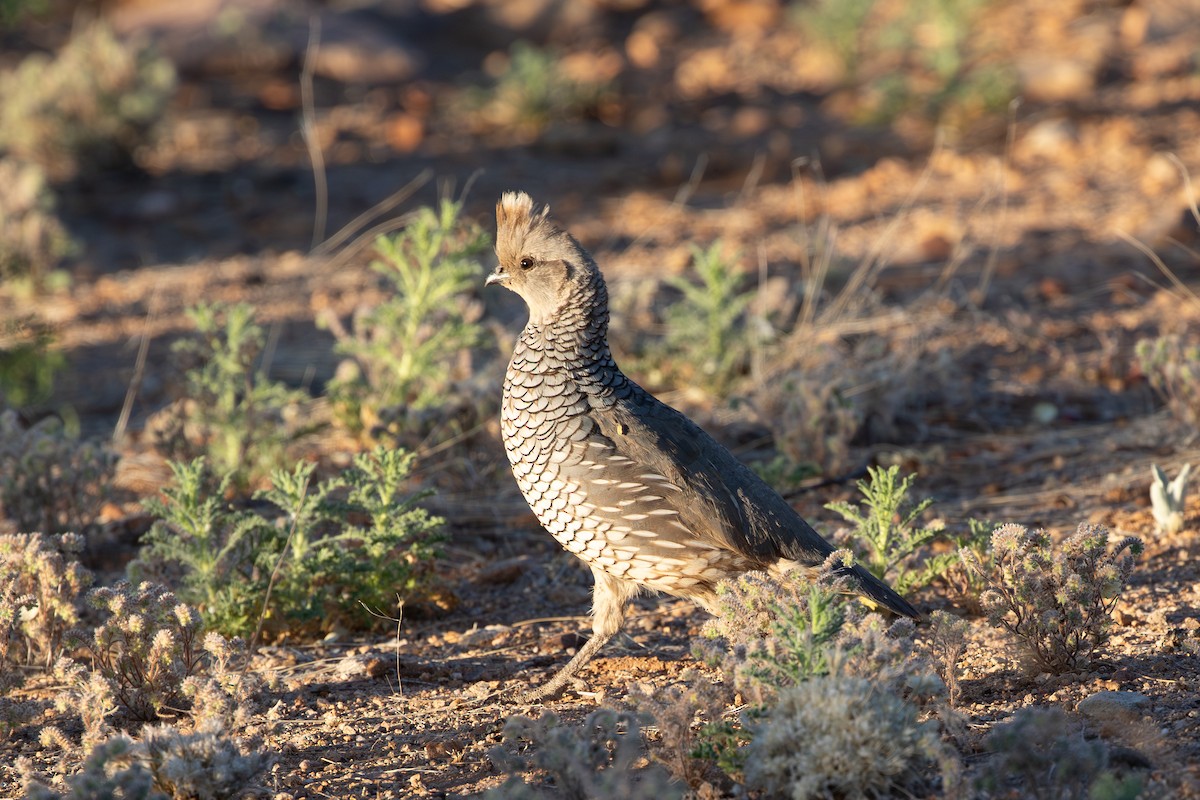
[142,719,267,799]
[1137,335,1200,433]
[0,410,117,535]
[970,523,1142,674]
[160,302,309,491]
[1149,463,1191,536]
[0,21,175,180]
[320,199,489,435]
[22,734,166,800]
[626,671,733,791]
[0,532,91,669]
[743,673,941,800]
[978,707,1143,800]
[487,709,681,800]
[927,609,969,707]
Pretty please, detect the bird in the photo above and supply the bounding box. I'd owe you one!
[486,192,920,701]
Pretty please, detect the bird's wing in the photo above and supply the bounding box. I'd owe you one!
[571,383,920,618]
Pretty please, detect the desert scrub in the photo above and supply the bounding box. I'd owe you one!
[627,672,735,792]
[487,709,681,800]
[660,241,765,397]
[744,674,940,800]
[464,41,617,139]
[0,532,91,669]
[0,410,117,534]
[136,450,442,637]
[319,199,489,436]
[978,707,1143,800]
[971,523,1142,674]
[54,581,256,734]
[0,21,175,180]
[22,734,164,800]
[0,158,74,288]
[142,719,267,799]
[791,0,1014,127]
[1150,463,1191,536]
[1137,335,1200,433]
[826,465,956,595]
[158,302,309,492]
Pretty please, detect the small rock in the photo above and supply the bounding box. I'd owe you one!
[1078,691,1150,723]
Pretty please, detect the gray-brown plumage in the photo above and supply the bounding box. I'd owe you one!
[487,192,919,701]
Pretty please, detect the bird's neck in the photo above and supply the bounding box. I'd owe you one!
[520,275,612,366]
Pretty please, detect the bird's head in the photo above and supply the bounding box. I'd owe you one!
[487,192,602,324]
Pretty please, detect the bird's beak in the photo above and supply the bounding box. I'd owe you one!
[485,267,508,286]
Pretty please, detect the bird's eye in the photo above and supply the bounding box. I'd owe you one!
[519,257,534,270]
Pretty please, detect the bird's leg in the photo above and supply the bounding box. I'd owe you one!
[519,568,637,703]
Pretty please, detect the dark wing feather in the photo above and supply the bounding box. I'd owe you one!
[583,384,920,619]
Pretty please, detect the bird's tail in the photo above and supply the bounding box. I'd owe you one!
[843,563,922,619]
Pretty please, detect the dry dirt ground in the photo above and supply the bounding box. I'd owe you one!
[4,0,1200,797]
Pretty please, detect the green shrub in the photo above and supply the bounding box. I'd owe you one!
[0,158,74,287]
[0,317,67,406]
[1137,335,1200,432]
[487,709,681,800]
[466,42,614,137]
[978,707,1143,800]
[826,465,955,595]
[0,21,175,180]
[137,449,443,638]
[0,410,117,535]
[661,241,764,397]
[320,200,488,436]
[975,523,1142,674]
[159,302,309,492]
[791,0,1015,125]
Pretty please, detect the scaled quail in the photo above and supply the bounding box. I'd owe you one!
[487,192,919,701]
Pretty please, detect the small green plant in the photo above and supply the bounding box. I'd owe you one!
[0,532,91,669]
[0,21,175,180]
[0,158,75,287]
[486,709,681,800]
[826,465,952,595]
[1136,335,1200,433]
[744,674,940,800]
[467,42,614,137]
[1150,463,1191,535]
[320,200,488,435]
[973,523,1142,674]
[161,302,309,491]
[791,0,1014,126]
[137,449,443,637]
[662,241,763,397]
[0,317,67,406]
[0,410,117,534]
[978,707,1144,800]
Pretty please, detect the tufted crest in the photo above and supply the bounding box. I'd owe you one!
[495,191,556,265]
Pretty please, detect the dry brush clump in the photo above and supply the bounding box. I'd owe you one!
[0,410,117,535]
[0,157,74,286]
[0,20,175,180]
[486,708,680,800]
[968,522,1142,674]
